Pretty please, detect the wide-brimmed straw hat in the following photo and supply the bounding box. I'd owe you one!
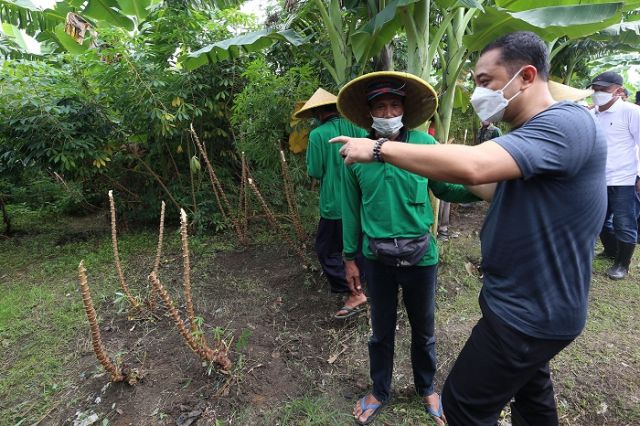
[548,80,593,102]
[294,88,338,119]
[337,71,438,130]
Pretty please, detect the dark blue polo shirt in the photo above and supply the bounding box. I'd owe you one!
[480,102,607,340]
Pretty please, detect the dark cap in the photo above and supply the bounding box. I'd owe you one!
[366,79,406,102]
[588,71,623,88]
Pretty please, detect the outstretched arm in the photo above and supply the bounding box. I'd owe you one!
[331,136,521,185]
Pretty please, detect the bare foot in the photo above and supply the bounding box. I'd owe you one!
[424,392,446,425]
[335,292,367,317]
[353,393,383,425]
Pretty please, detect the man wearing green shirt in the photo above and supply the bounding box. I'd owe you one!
[336,72,478,425]
[296,88,368,319]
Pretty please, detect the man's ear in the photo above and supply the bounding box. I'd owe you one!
[520,65,537,88]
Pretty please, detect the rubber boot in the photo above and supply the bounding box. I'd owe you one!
[606,241,636,280]
[597,231,617,259]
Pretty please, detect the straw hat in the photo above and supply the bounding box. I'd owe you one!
[294,88,338,119]
[548,80,593,102]
[337,71,438,130]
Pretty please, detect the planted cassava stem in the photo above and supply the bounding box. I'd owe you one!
[239,152,248,240]
[279,150,305,242]
[189,124,244,242]
[180,209,197,335]
[148,272,231,371]
[108,190,139,309]
[78,261,124,383]
[148,200,166,311]
[247,177,307,263]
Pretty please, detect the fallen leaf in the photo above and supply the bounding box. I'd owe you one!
[464,262,476,276]
[597,402,608,415]
[327,345,347,364]
[176,409,202,426]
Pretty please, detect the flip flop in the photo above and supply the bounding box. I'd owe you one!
[334,304,365,319]
[424,393,445,425]
[355,396,384,425]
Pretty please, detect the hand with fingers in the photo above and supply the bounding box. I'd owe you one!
[330,136,377,165]
[344,259,363,295]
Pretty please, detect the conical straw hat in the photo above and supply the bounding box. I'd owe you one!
[548,80,593,102]
[294,88,338,119]
[337,71,438,130]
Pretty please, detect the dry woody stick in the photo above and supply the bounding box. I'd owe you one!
[108,190,139,308]
[279,150,305,242]
[78,261,124,383]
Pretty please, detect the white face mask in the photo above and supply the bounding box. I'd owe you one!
[470,68,524,122]
[592,91,614,107]
[371,114,404,137]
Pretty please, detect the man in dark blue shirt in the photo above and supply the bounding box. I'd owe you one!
[332,31,606,426]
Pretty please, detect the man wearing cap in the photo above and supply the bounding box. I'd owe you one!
[589,71,640,279]
[337,72,478,425]
[333,31,606,426]
[296,88,369,318]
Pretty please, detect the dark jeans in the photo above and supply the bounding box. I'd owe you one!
[363,259,437,403]
[636,177,640,241]
[442,296,573,426]
[602,185,638,244]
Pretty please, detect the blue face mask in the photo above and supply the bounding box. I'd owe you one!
[371,114,404,137]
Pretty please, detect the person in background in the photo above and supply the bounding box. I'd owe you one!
[589,71,640,279]
[337,71,479,425]
[475,120,502,145]
[297,88,368,318]
[333,31,607,426]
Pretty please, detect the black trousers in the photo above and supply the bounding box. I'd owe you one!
[314,218,350,293]
[364,259,437,403]
[442,296,573,426]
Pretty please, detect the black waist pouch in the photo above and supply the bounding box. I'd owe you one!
[368,233,431,267]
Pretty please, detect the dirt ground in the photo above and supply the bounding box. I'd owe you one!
[31,203,639,425]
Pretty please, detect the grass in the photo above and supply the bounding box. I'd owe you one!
[1,204,639,425]
[0,206,160,425]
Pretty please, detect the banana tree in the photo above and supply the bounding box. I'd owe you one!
[0,0,244,54]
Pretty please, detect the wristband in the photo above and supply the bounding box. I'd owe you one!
[373,138,389,162]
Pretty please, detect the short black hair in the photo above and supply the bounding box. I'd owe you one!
[481,31,550,81]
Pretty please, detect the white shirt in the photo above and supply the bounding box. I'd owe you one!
[591,99,640,185]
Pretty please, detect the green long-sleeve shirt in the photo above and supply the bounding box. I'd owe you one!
[306,116,367,219]
[342,130,479,266]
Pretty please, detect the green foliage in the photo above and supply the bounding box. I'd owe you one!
[232,58,317,168]
[0,58,122,178]
[0,4,262,229]
[231,58,317,202]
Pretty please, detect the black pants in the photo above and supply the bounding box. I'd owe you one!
[314,218,350,293]
[364,259,437,403]
[442,296,573,426]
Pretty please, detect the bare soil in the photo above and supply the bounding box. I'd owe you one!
[35,203,639,425]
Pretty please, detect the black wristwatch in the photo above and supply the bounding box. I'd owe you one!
[373,138,389,162]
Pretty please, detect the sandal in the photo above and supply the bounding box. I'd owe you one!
[334,304,365,319]
[424,393,446,425]
[355,396,384,425]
